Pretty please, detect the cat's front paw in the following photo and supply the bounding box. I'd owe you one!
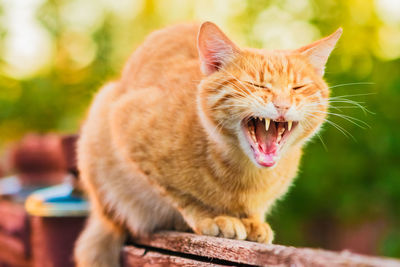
[241,218,274,244]
[196,216,247,240]
[195,216,274,244]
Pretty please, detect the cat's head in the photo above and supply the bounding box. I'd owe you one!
[197,22,342,168]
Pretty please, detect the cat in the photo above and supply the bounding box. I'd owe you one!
[74,21,341,267]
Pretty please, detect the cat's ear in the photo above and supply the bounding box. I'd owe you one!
[297,28,342,76]
[198,22,240,75]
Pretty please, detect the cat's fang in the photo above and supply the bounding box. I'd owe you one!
[288,121,292,131]
[265,118,270,131]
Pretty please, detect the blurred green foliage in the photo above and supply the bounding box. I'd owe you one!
[0,0,399,257]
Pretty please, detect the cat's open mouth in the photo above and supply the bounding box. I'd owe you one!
[242,117,298,167]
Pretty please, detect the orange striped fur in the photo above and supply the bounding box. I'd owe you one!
[74,22,341,267]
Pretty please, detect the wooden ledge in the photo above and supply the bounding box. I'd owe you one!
[123,231,400,267]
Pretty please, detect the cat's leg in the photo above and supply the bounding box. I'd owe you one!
[180,205,273,243]
[74,211,126,267]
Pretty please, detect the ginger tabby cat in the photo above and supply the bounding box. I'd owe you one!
[75,22,342,267]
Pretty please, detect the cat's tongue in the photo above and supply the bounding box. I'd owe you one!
[254,119,279,167]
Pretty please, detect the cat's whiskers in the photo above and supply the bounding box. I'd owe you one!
[207,62,266,105]
[317,133,328,151]
[304,101,366,122]
[206,80,253,98]
[204,81,257,109]
[303,111,355,140]
[330,101,371,115]
[329,92,376,98]
[209,104,249,112]
[307,108,370,129]
[206,77,261,107]
[299,118,327,150]
[327,82,375,90]
[302,93,373,115]
[300,90,373,141]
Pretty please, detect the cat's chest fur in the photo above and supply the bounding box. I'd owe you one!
[110,89,301,216]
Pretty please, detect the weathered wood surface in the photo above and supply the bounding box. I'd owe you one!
[128,231,400,267]
[123,246,229,266]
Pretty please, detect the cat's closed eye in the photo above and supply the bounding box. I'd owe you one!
[244,81,270,89]
[292,83,312,90]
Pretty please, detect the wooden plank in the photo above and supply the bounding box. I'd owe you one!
[122,246,229,266]
[131,231,400,267]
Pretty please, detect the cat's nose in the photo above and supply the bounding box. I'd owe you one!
[273,102,291,120]
[274,104,289,113]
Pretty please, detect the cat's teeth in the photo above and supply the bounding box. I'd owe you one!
[288,121,292,131]
[250,129,257,143]
[265,118,270,131]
